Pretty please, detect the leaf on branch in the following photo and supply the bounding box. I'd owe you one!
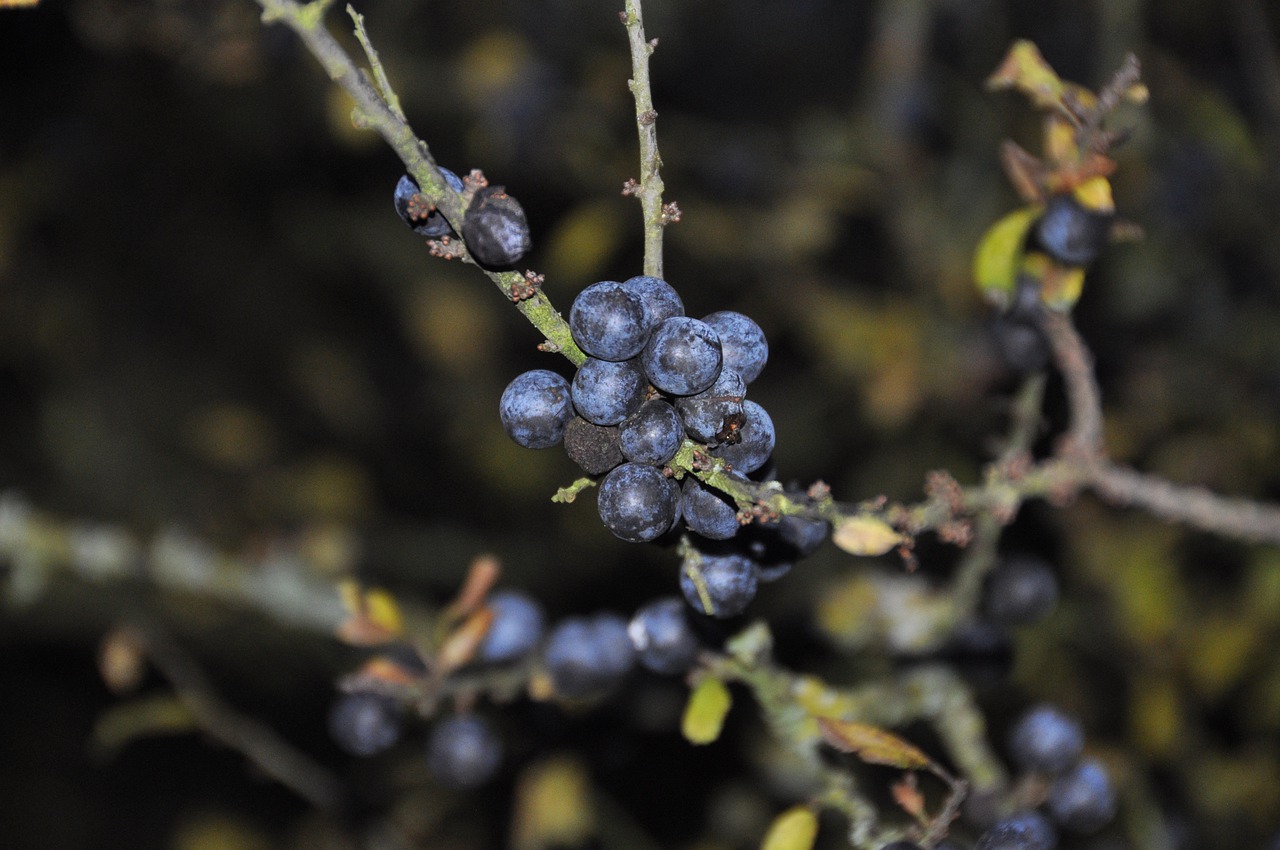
[892,773,927,821]
[336,581,404,645]
[832,515,905,557]
[436,606,495,673]
[683,677,732,745]
[816,717,933,771]
[0,0,41,6]
[760,805,819,850]
[92,694,198,757]
[986,40,1066,111]
[972,206,1042,309]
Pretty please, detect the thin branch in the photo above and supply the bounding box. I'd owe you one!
[256,0,585,365]
[620,0,667,278]
[131,619,344,809]
[1039,310,1104,456]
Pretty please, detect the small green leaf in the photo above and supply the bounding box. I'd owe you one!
[816,717,933,770]
[760,805,819,850]
[682,677,731,745]
[832,515,903,557]
[973,206,1042,309]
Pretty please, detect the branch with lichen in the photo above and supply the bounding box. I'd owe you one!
[619,0,672,278]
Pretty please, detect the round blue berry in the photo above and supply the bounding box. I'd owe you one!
[619,399,683,465]
[975,810,1058,850]
[702,310,768,384]
[1036,193,1112,267]
[1047,757,1117,833]
[393,169,463,237]
[676,368,746,444]
[680,477,740,540]
[1008,704,1085,776]
[477,590,545,664]
[708,399,775,473]
[543,613,636,699]
[628,596,701,675]
[500,369,574,449]
[426,714,503,789]
[642,316,723,396]
[570,281,652,361]
[571,357,649,426]
[983,554,1059,627]
[680,553,759,618]
[597,462,681,543]
[622,275,684,326]
[328,692,401,756]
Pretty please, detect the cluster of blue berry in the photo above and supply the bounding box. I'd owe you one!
[500,275,828,618]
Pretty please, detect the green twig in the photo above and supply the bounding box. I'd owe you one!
[621,0,668,278]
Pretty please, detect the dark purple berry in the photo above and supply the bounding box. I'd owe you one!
[1009,704,1085,776]
[426,714,503,789]
[702,310,768,384]
[570,281,652,362]
[462,185,532,268]
[393,170,463,238]
[622,275,685,327]
[709,399,775,474]
[597,462,681,543]
[477,590,545,664]
[680,552,758,618]
[500,369,574,449]
[1036,193,1112,267]
[628,597,701,674]
[619,399,683,465]
[975,810,1058,850]
[680,477,740,540]
[983,554,1059,627]
[328,692,401,756]
[572,357,648,426]
[1047,757,1117,833]
[676,368,746,444]
[642,316,723,396]
[543,613,636,699]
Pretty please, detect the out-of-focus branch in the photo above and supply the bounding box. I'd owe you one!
[130,619,344,808]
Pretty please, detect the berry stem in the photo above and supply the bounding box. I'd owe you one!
[621,0,667,279]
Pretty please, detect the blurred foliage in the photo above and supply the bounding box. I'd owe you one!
[2,0,1280,849]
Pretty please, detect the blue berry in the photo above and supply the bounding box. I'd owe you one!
[680,477,740,540]
[1008,704,1085,776]
[680,553,759,618]
[1036,193,1111,267]
[477,590,545,664]
[777,513,829,557]
[642,316,723,396]
[628,597,701,674]
[619,399,684,465]
[393,170,463,237]
[622,275,685,326]
[563,417,624,475]
[597,462,681,543]
[702,310,768,384]
[426,714,503,789]
[983,554,1059,627]
[709,399,775,474]
[462,185,532,268]
[975,810,1058,850]
[570,281,652,361]
[543,613,636,699]
[500,369,574,449]
[1047,757,1117,833]
[571,357,649,426]
[328,692,402,756]
[675,368,746,444]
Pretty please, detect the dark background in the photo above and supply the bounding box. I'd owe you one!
[2,1,1280,848]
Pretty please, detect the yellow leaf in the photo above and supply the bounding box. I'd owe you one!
[683,677,732,745]
[760,806,818,850]
[0,0,41,7]
[1072,176,1115,214]
[816,718,933,770]
[986,40,1065,110]
[511,756,595,850]
[972,206,1042,309]
[1035,257,1086,311]
[832,515,903,557]
[336,581,405,646]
